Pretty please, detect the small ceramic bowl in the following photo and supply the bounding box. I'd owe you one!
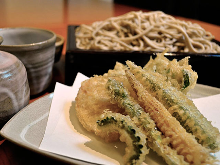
[0,27,56,96]
[55,34,64,63]
[0,51,30,127]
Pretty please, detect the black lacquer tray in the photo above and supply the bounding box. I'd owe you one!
[66,25,220,88]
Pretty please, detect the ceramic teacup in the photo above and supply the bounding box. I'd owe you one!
[0,51,30,127]
[0,27,56,96]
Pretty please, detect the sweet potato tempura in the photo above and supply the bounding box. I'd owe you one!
[75,75,137,142]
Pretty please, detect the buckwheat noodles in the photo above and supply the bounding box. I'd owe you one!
[75,11,220,53]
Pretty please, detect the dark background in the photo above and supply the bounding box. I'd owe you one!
[114,0,220,26]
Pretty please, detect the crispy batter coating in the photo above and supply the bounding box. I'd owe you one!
[106,78,188,165]
[97,111,149,165]
[75,75,136,142]
[103,62,126,77]
[143,50,198,94]
[125,69,215,164]
[127,60,220,152]
[74,54,219,164]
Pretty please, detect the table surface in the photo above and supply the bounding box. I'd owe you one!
[0,0,220,164]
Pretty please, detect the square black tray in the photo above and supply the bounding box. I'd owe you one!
[65,25,220,88]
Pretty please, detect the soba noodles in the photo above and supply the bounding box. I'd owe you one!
[75,11,220,53]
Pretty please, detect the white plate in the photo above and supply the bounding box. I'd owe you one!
[1,84,220,164]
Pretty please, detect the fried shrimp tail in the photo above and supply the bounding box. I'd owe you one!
[97,112,149,165]
[106,78,188,165]
[126,60,220,152]
[125,69,216,165]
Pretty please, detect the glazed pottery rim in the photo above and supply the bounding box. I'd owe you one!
[55,34,64,47]
[0,36,3,45]
[0,27,56,51]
